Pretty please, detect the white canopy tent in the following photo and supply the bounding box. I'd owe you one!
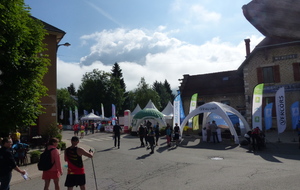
[131,104,142,116]
[161,101,173,119]
[180,102,251,144]
[80,113,110,121]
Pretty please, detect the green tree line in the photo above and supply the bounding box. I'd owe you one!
[58,63,175,124]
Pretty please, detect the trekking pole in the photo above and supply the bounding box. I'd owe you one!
[89,149,98,190]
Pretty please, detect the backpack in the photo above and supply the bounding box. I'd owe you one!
[37,148,55,171]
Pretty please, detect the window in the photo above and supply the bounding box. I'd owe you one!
[293,62,300,81]
[257,65,280,83]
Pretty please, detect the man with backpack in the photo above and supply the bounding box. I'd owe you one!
[64,136,93,190]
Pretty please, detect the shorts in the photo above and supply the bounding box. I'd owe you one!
[42,171,60,180]
[64,174,86,187]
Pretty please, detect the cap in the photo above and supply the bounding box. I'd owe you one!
[71,136,79,142]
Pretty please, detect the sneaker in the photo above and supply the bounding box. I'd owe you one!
[150,151,154,154]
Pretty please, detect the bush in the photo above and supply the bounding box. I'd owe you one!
[58,141,66,150]
[56,133,62,142]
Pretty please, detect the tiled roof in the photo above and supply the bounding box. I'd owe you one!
[179,70,244,98]
[30,16,66,34]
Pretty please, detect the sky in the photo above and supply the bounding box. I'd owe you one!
[24,0,263,92]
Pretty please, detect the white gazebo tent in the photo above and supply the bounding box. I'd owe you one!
[80,113,110,121]
[180,102,251,144]
[131,104,142,116]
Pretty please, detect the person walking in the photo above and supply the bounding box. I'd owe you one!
[64,136,93,190]
[42,138,63,190]
[209,121,220,143]
[173,123,180,146]
[165,124,172,147]
[138,124,146,147]
[154,123,160,146]
[147,126,155,154]
[205,122,211,142]
[113,121,122,149]
[0,137,26,190]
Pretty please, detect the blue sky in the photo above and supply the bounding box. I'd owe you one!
[25,0,263,91]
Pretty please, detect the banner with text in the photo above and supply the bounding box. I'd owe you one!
[276,87,286,134]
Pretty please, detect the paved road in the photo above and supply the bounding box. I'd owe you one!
[11,131,300,190]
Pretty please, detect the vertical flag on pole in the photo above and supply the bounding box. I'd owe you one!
[290,101,299,129]
[188,93,198,128]
[173,92,181,127]
[69,107,73,126]
[276,87,286,134]
[60,109,63,120]
[264,103,273,130]
[101,103,104,119]
[252,83,264,130]
[75,106,79,124]
[112,104,116,125]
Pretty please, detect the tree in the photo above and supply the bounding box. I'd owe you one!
[67,83,77,96]
[0,0,49,136]
[57,88,77,125]
[111,63,126,116]
[153,80,175,109]
[77,69,112,116]
[133,77,161,110]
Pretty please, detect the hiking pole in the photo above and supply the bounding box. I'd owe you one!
[89,149,98,190]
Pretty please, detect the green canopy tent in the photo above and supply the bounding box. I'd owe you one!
[132,108,167,132]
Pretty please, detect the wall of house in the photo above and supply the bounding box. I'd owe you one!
[38,34,58,134]
[243,44,300,130]
[182,94,246,118]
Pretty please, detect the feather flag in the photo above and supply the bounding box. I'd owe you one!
[252,83,264,130]
[188,93,198,128]
[112,104,116,125]
[276,87,286,134]
[290,101,299,130]
[69,107,73,125]
[264,103,273,130]
[101,103,104,119]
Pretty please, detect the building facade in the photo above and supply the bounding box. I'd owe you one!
[30,17,67,136]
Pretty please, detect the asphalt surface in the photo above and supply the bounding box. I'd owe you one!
[10,130,300,190]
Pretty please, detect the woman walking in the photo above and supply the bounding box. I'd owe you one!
[42,138,62,190]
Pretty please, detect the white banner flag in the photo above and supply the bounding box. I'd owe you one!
[275,87,286,134]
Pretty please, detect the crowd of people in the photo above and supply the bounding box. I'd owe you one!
[137,121,182,154]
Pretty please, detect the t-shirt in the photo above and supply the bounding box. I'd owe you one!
[0,147,17,176]
[113,125,121,134]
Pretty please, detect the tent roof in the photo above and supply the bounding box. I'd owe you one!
[133,108,164,119]
[143,100,158,110]
[180,101,251,144]
[81,113,106,121]
[131,104,142,116]
[161,101,173,118]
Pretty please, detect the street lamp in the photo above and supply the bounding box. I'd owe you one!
[56,42,71,52]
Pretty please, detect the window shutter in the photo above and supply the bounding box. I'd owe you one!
[257,67,263,83]
[274,65,280,83]
[293,62,300,81]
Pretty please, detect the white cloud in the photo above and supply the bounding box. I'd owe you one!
[57,29,263,92]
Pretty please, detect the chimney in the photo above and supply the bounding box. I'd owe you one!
[244,39,251,58]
